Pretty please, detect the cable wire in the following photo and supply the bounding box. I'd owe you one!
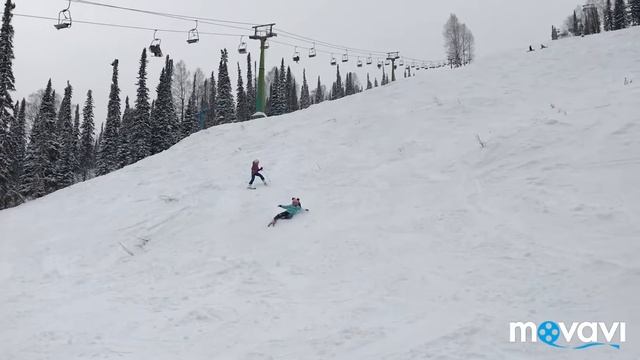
[63,0,437,63]
[15,13,247,37]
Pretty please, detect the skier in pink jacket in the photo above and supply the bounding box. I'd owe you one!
[249,159,267,187]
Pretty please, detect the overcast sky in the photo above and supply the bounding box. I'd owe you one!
[13,0,580,122]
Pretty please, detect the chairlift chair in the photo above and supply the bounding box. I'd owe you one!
[385,59,391,66]
[377,60,382,69]
[149,30,163,57]
[293,47,300,63]
[357,58,363,67]
[366,56,373,65]
[309,43,317,58]
[238,36,248,54]
[399,59,404,67]
[342,52,349,63]
[330,55,337,66]
[54,0,72,30]
[264,40,270,49]
[187,21,199,44]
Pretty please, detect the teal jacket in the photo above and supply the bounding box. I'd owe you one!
[279,204,303,216]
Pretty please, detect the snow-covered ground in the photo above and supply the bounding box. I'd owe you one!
[1,28,639,360]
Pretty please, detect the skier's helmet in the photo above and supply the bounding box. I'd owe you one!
[253,159,259,164]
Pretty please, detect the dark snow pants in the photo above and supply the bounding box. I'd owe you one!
[249,173,265,185]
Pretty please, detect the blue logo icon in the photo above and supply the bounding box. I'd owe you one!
[538,321,621,350]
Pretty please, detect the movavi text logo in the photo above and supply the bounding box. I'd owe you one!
[510,321,625,349]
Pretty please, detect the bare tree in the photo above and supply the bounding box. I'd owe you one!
[443,14,475,67]
[460,24,475,65]
[192,67,206,108]
[172,60,191,123]
[25,89,62,137]
[443,14,462,66]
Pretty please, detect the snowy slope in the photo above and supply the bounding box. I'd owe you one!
[2,28,640,360]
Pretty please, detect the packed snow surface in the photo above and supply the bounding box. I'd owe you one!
[2,28,639,359]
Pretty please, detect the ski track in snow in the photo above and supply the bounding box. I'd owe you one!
[1,28,640,359]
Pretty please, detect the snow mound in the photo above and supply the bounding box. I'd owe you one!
[2,27,640,359]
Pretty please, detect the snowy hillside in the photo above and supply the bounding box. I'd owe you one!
[2,28,640,360]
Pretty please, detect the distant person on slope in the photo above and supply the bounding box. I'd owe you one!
[248,159,267,188]
[268,197,308,227]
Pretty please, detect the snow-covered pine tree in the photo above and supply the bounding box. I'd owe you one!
[366,73,372,90]
[55,82,77,188]
[269,67,280,116]
[335,65,344,98]
[0,0,15,208]
[289,70,299,112]
[72,104,80,174]
[613,0,627,30]
[6,98,24,206]
[299,69,310,110]
[95,123,103,159]
[246,53,256,116]
[150,69,167,150]
[604,0,614,31]
[199,78,210,130]
[236,62,249,122]
[116,96,132,168]
[630,0,640,25]
[265,82,274,116]
[345,73,354,96]
[131,49,151,163]
[150,56,178,153]
[285,66,293,113]
[189,75,201,133]
[374,78,379,87]
[21,80,59,198]
[216,49,235,124]
[572,10,581,35]
[276,59,287,114]
[206,71,216,128]
[164,57,179,145]
[314,76,324,104]
[78,90,95,181]
[181,77,197,137]
[290,78,299,112]
[96,60,121,175]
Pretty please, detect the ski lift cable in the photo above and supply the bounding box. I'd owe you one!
[60,0,439,64]
[67,0,253,32]
[269,39,444,66]
[14,13,247,37]
[69,0,259,27]
[67,0,434,63]
[274,29,387,56]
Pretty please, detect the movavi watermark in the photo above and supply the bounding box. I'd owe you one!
[510,321,625,349]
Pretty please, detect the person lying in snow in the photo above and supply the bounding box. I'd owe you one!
[249,159,267,187]
[268,197,308,227]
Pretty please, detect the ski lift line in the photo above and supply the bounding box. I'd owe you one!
[274,28,387,55]
[65,0,438,65]
[277,33,388,57]
[274,31,438,64]
[68,0,260,27]
[14,13,247,37]
[71,0,430,62]
[67,0,253,32]
[268,39,440,65]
